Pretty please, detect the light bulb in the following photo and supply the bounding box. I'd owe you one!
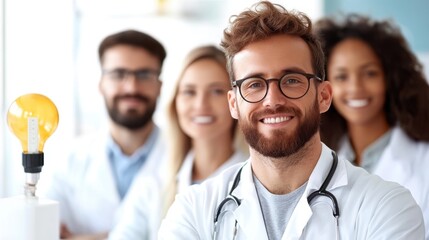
[7,93,59,197]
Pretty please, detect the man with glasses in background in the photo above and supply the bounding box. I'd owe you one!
[41,30,168,239]
[159,2,424,239]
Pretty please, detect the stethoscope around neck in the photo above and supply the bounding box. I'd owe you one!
[213,151,340,240]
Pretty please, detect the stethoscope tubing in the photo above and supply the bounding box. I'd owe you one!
[307,151,340,217]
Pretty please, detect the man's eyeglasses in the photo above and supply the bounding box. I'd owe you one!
[232,71,323,103]
[102,68,160,84]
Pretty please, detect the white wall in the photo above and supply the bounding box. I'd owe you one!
[2,0,75,197]
[0,0,5,197]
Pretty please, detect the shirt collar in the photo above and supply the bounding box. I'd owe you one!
[107,126,160,162]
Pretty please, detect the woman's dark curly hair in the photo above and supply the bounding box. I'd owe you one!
[314,14,429,150]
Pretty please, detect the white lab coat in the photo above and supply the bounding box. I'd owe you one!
[108,150,247,240]
[338,126,429,239]
[159,144,425,240]
[40,128,168,235]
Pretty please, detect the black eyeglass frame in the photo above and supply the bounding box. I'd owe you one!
[102,68,160,83]
[232,71,323,103]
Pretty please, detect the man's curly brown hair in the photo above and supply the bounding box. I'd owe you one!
[221,1,325,84]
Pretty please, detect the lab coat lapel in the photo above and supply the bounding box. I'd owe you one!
[281,192,312,240]
[233,163,269,240]
[86,137,120,203]
[177,151,194,193]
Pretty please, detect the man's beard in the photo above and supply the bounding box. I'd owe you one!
[239,98,319,158]
[106,94,156,130]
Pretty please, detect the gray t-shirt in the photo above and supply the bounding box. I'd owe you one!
[253,175,307,240]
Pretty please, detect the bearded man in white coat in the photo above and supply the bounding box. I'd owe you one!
[159,2,424,239]
[41,29,168,239]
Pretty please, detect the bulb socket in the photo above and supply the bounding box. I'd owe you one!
[22,152,44,173]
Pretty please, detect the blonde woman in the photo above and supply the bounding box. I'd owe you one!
[108,45,248,240]
[164,45,248,206]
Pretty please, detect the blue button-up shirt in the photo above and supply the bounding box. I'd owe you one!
[107,127,159,199]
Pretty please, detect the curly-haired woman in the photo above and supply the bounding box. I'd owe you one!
[315,14,429,238]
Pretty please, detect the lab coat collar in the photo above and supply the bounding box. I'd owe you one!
[387,126,417,161]
[177,150,248,193]
[307,144,348,193]
[373,126,418,177]
[231,144,347,240]
[176,151,194,193]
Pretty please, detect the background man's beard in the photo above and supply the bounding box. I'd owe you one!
[108,107,155,130]
[239,99,320,158]
[106,95,156,130]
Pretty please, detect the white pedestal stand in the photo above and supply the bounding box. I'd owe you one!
[0,195,59,240]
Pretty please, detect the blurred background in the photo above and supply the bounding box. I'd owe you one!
[1,0,428,197]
